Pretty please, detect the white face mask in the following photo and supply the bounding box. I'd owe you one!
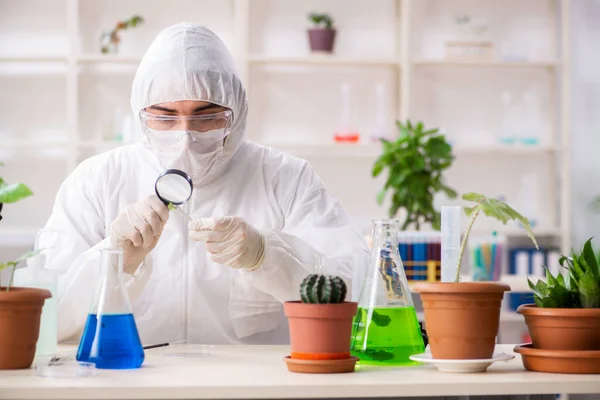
[145,128,226,185]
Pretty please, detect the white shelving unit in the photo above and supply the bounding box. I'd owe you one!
[0,0,571,257]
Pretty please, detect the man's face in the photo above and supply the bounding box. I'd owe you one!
[143,100,231,132]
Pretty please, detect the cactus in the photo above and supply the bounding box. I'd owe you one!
[300,274,347,304]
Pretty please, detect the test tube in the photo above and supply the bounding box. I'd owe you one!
[441,206,461,282]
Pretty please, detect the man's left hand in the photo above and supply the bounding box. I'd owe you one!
[188,216,265,271]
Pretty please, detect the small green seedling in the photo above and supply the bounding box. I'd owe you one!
[167,202,176,211]
[0,249,44,292]
[455,192,538,282]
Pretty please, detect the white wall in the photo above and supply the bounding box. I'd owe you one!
[0,0,578,253]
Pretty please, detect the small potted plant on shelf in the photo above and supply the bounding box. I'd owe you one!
[100,15,144,54]
[0,166,52,369]
[414,192,538,361]
[373,120,457,231]
[283,273,358,374]
[307,12,336,53]
[514,237,600,374]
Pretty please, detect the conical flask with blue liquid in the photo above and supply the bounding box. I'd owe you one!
[76,248,144,369]
[350,219,425,365]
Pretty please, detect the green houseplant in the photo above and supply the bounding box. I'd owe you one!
[414,193,538,361]
[283,273,358,373]
[307,12,336,53]
[372,120,457,231]
[100,15,144,54]
[514,237,600,374]
[0,166,51,369]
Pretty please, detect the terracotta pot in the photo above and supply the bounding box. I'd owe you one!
[414,282,510,360]
[284,301,357,360]
[514,344,600,374]
[517,304,600,350]
[307,29,336,53]
[0,287,52,369]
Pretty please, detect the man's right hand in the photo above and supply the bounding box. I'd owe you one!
[110,195,170,274]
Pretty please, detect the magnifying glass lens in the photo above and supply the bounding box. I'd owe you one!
[155,169,194,206]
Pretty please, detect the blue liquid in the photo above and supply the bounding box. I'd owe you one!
[76,314,144,369]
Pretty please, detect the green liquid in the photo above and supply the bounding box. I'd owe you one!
[350,306,425,366]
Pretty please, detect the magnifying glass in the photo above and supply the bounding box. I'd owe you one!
[155,169,194,219]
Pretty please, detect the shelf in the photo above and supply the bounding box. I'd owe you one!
[469,226,562,237]
[262,143,381,157]
[0,55,67,63]
[248,55,399,67]
[260,142,559,158]
[412,59,560,69]
[2,140,68,147]
[452,145,558,155]
[78,54,142,64]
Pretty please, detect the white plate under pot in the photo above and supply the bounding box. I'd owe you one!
[409,352,515,373]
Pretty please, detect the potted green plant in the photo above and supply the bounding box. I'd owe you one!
[414,193,538,360]
[0,167,51,369]
[283,273,358,373]
[372,120,457,231]
[513,238,600,374]
[307,13,336,53]
[100,15,144,54]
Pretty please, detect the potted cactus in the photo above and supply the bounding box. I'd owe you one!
[513,237,600,374]
[307,12,336,53]
[283,273,358,373]
[414,192,538,360]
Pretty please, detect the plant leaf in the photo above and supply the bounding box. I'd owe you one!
[376,189,386,205]
[572,256,585,280]
[463,205,477,217]
[372,160,385,177]
[582,238,600,279]
[0,183,33,203]
[462,192,485,202]
[579,270,600,308]
[441,185,458,199]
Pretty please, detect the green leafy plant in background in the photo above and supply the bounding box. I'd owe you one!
[528,237,600,308]
[456,192,539,282]
[372,120,457,230]
[0,162,39,291]
[308,13,333,29]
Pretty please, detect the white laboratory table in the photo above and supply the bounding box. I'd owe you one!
[0,345,598,400]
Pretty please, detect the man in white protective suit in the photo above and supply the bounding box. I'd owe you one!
[42,22,370,345]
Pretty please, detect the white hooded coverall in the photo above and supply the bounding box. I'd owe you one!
[43,23,370,345]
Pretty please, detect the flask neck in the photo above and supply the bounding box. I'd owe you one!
[100,249,124,284]
[371,220,400,249]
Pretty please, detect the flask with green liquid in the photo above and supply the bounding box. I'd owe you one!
[350,219,425,365]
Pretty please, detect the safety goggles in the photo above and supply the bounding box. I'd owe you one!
[139,109,233,134]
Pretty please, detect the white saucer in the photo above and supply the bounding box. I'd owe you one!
[409,352,515,373]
